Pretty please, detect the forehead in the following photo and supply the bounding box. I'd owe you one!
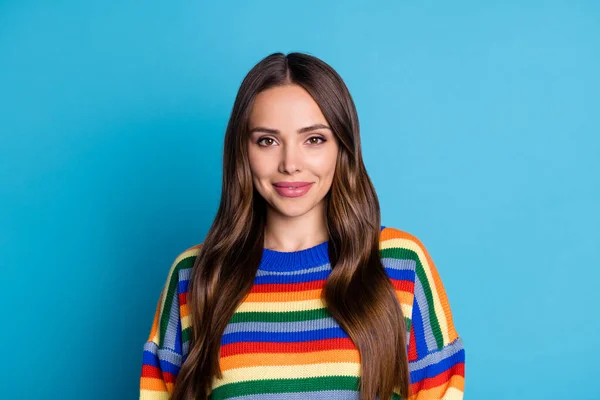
[249,84,327,128]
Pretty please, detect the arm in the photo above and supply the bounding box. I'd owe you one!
[407,237,465,400]
[140,246,199,400]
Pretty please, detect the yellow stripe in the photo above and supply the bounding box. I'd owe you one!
[442,387,465,400]
[140,389,170,400]
[181,315,191,331]
[211,362,361,389]
[380,237,450,345]
[400,303,413,321]
[234,298,326,313]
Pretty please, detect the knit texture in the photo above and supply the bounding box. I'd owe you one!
[140,226,465,399]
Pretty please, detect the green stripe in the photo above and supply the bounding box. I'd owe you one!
[210,376,360,399]
[182,326,190,344]
[210,376,402,400]
[158,255,195,347]
[414,259,444,349]
[380,246,417,261]
[229,307,330,323]
[380,247,443,349]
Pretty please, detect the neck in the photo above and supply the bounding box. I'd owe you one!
[263,199,328,252]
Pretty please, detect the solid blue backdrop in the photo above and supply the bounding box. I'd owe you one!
[1,1,598,398]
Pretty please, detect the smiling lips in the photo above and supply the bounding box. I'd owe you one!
[272,182,314,198]
[273,181,312,188]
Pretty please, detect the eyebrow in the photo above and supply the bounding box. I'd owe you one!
[249,123,332,135]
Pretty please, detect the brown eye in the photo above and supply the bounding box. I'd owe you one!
[257,137,275,147]
[307,136,326,145]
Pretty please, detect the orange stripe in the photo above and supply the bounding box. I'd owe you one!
[244,289,322,302]
[380,226,413,242]
[180,303,189,319]
[381,226,424,244]
[395,289,413,306]
[183,243,203,253]
[140,377,169,391]
[220,349,361,371]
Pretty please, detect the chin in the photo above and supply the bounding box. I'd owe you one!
[271,201,314,217]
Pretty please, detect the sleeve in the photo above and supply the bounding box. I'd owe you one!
[407,238,465,400]
[139,258,186,400]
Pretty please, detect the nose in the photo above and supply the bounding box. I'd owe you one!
[279,142,301,174]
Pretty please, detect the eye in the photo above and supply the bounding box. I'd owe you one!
[307,136,326,145]
[256,137,276,147]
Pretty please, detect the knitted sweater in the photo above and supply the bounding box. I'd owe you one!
[139,226,465,399]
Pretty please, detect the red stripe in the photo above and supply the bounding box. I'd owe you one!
[141,365,177,384]
[220,337,357,357]
[141,364,163,379]
[162,371,176,384]
[410,362,465,391]
[408,322,418,362]
[389,279,414,292]
[250,280,327,293]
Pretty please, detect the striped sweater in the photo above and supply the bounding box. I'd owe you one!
[140,226,465,399]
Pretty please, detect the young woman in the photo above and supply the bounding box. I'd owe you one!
[139,52,465,400]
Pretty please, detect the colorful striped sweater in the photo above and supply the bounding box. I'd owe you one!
[140,226,465,399]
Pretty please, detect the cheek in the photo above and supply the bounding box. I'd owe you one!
[248,150,273,179]
[247,148,262,173]
[316,147,338,176]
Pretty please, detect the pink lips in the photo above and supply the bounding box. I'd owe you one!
[272,182,314,198]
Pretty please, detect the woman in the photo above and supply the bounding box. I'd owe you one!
[139,52,465,400]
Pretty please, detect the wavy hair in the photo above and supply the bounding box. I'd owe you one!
[171,52,410,400]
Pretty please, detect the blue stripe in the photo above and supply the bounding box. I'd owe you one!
[411,294,429,359]
[142,350,182,376]
[383,267,414,282]
[254,269,330,284]
[142,349,161,367]
[221,326,349,345]
[409,348,465,383]
[159,358,182,376]
[179,278,189,294]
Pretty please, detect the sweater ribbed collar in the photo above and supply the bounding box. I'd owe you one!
[259,240,330,271]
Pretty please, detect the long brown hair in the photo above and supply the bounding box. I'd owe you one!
[171,52,410,400]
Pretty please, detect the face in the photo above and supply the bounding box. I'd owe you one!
[247,84,339,218]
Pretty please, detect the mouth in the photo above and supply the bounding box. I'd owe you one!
[272,182,314,198]
[272,182,313,189]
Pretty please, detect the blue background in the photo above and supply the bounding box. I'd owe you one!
[1,1,599,398]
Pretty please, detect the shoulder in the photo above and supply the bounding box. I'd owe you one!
[379,225,431,264]
[160,243,204,296]
[379,225,442,288]
[378,225,440,296]
[172,243,204,270]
